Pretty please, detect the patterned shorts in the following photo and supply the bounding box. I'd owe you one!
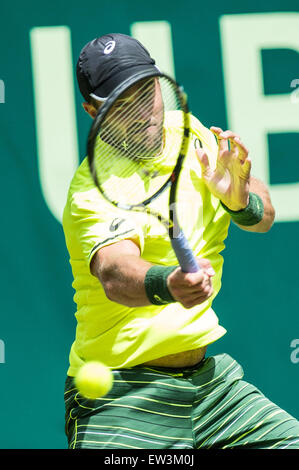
[64,353,299,449]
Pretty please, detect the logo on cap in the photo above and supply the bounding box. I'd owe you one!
[104,41,116,55]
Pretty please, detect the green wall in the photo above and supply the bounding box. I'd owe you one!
[0,0,298,449]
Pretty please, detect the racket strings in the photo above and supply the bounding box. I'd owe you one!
[99,77,180,159]
[93,77,183,205]
[100,79,157,133]
[100,77,179,145]
[97,79,164,162]
[94,80,161,188]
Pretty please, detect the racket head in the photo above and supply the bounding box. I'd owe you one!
[86,71,191,211]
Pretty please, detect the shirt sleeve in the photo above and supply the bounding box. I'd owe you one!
[68,189,145,268]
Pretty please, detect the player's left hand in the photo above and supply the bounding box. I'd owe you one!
[196,126,251,211]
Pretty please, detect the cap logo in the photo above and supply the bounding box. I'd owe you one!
[104,41,116,55]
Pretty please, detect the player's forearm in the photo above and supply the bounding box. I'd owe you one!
[92,253,153,307]
[236,177,275,233]
[91,250,215,309]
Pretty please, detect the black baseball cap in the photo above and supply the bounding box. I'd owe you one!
[76,33,161,102]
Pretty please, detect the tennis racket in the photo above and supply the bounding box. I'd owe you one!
[87,71,199,273]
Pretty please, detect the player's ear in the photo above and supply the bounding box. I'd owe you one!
[82,102,98,119]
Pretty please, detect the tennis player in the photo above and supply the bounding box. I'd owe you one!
[63,33,299,449]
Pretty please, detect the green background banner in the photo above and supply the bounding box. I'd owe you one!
[0,0,298,449]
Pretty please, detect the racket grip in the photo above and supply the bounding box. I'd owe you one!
[171,231,199,273]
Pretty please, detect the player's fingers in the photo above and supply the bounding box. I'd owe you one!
[218,130,239,139]
[220,132,247,152]
[181,272,214,297]
[231,136,249,162]
[230,139,245,161]
[217,135,230,154]
[169,281,211,304]
[169,267,206,290]
[170,269,214,305]
[210,127,225,147]
[210,126,224,136]
[183,277,212,295]
[241,158,252,177]
[182,286,214,309]
[182,270,208,287]
[196,148,212,177]
[219,130,242,152]
[214,130,248,157]
[210,127,232,154]
[219,131,240,155]
[197,258,215,276]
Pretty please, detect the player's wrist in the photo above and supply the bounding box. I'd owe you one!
[144,265,178,305]
[221,194,249,212]
[221,192,264,226]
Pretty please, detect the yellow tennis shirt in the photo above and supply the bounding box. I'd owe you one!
[63,113,231,375]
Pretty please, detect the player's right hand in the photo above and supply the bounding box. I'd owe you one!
[166,258,215,309]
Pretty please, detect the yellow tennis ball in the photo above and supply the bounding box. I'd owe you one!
[75,361,113,399]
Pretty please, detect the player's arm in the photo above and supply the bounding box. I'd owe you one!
[90,239,215,308]
[196,127,275,233]
[91,239,151,306]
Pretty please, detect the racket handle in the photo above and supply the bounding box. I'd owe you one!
[171,231,199,273]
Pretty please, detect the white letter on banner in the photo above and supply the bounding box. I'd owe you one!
[290,339,299,364]
[30,26,79,223]
[0,339,5,364]
[220,13,299,222]
[0,80,4,103]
